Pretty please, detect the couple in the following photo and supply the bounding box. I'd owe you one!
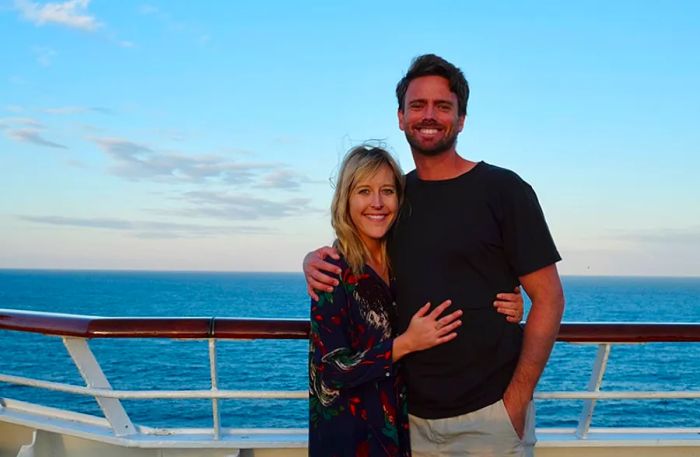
[306,54,564,457]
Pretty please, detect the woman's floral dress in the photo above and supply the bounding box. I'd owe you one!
[309,256,410,457]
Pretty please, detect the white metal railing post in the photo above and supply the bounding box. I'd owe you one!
[62,337,136,436]
[209,338,221,440]
[575,343,611,438]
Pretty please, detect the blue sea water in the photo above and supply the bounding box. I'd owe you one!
[0,270,698,429]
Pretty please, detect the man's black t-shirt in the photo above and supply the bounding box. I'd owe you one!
[388,161,561,419]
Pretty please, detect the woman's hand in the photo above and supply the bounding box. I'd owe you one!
[494,286,524,323]
[393,300,462,361]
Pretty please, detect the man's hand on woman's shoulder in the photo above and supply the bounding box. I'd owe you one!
[303,246,342,301]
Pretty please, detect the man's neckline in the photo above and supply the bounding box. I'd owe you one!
[412,160,485,183]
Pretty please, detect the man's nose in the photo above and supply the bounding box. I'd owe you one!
[421,105,437,121]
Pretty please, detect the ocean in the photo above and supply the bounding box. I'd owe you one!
[1,270,698,429]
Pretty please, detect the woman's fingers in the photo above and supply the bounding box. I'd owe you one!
[413,302,432,318]
[428,299,453,319]
[436,309,463,327]
[436,318,461,336]
[495,304,523,322]
[495,293,522,303]
[437,331,458,344]
[494,301,519,312]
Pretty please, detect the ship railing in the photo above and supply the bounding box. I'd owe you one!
[1,308,699,449]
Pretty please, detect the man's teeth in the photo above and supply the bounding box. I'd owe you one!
[420,128,438,134]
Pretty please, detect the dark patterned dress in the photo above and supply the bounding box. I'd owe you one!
[309,256,410,457]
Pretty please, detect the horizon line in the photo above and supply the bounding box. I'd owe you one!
[0,267,699,279]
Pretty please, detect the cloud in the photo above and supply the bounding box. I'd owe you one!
[15,0,100,31]
[22,215,132,230]
[19,215,272,238]
[257,169,316,190]
[92,136,314,189]
[94,136,153,156]
[0,117,67,148]
[179,191,317,220]
[0,117,44,129]
[7,128,66,149]
[40,105,113,116]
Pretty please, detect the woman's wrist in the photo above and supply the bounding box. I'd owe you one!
[392,334,413,362]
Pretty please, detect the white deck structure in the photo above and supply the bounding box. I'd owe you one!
[1,309,698,457]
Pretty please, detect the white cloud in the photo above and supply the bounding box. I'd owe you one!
[92,136,315,189]
[19,215,272,238]
[43,105,112,115]
[43,106,87,115]
[1,117,67,148]
[15,0,100,31]
[0,117,44,129]
[180,191,316,220]
[7,128,66,149]
[257,169,317,190]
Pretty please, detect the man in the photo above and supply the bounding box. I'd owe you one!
[304,54,564,456]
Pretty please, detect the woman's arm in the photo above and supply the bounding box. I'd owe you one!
[310,281,395,390]
[393,300,463,361]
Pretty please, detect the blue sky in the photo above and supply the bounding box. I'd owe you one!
[1,1,698,275]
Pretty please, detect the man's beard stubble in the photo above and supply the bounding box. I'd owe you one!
[404,126,459,157]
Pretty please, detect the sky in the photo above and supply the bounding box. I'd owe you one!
[0,1,698,276]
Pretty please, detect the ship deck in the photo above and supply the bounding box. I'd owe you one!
[1,309,699,457]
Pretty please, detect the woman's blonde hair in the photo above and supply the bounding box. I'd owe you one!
[331,145,404,276]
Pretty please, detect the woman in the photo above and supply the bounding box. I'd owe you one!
[308,145,522,456]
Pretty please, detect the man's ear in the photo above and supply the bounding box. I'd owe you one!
[398,109,406,131]
[457,114,466,132]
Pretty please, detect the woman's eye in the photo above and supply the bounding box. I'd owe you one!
[358,189,370,195]
[382,188,395,195]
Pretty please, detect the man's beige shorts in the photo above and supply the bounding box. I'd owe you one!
[409,400,536,457]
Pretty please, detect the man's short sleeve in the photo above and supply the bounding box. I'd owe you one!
[498,171,561,277]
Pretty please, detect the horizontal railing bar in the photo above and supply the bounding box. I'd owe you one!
[0,374,308,399]
[2,373,699,401]
[2,309,699,342]
[535,391,700,399]
[0,309,308,339]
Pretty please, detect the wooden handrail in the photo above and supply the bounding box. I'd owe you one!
[0,309,698,342]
